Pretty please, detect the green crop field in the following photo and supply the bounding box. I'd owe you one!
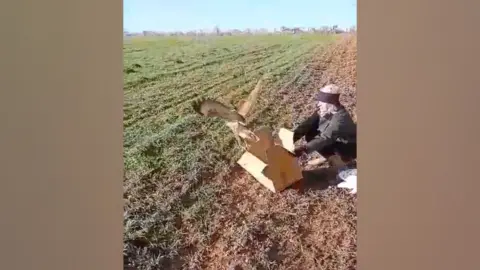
[123,34,353,269]
[124,34,334,179]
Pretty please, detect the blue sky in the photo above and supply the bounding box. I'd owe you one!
[124,0,356,32]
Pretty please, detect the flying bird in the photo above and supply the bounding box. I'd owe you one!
[192,77,266,149]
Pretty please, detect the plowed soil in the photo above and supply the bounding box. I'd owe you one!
[200,35,358,270]
[124,34,357,270]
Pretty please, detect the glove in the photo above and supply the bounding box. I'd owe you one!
[293,145,307,157]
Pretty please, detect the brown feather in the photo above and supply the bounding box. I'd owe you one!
[237,77,265,117]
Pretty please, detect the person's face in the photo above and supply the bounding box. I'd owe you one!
[316,101,329,117]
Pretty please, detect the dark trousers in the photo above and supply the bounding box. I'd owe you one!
[293,112,357,161]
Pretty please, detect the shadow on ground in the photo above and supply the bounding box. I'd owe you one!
[289,167,343,192]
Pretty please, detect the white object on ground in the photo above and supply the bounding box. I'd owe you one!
[278,128,295,153]
[337,174,357,194]
[336,167,357,194]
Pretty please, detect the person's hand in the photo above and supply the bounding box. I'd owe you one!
[293,145,307,157]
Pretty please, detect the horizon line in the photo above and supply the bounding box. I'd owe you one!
[124,24,357,33]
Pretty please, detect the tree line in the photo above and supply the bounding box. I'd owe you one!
[123,25,356,37]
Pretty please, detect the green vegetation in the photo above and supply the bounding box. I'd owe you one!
[123,34,336,268]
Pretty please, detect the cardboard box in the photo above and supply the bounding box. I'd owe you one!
[237,127,303,192]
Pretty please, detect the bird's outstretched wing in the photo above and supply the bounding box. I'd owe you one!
[236,77,265,118]
[192,99,246,123]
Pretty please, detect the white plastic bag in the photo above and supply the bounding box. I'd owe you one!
[336,168,357,194]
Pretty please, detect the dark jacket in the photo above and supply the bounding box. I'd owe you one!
[300,107,356,154]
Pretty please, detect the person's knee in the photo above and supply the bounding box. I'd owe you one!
[305,132,319,142]
[294,115,320,142]
[318,145,336,159]
[335,143,357,161]
[298,113,319,129]
[346,143,357,158]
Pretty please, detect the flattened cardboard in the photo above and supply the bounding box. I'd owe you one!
[278,128,295,153]
[237,152,276,192]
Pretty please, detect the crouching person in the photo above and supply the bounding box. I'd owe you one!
[293,84,357,168]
